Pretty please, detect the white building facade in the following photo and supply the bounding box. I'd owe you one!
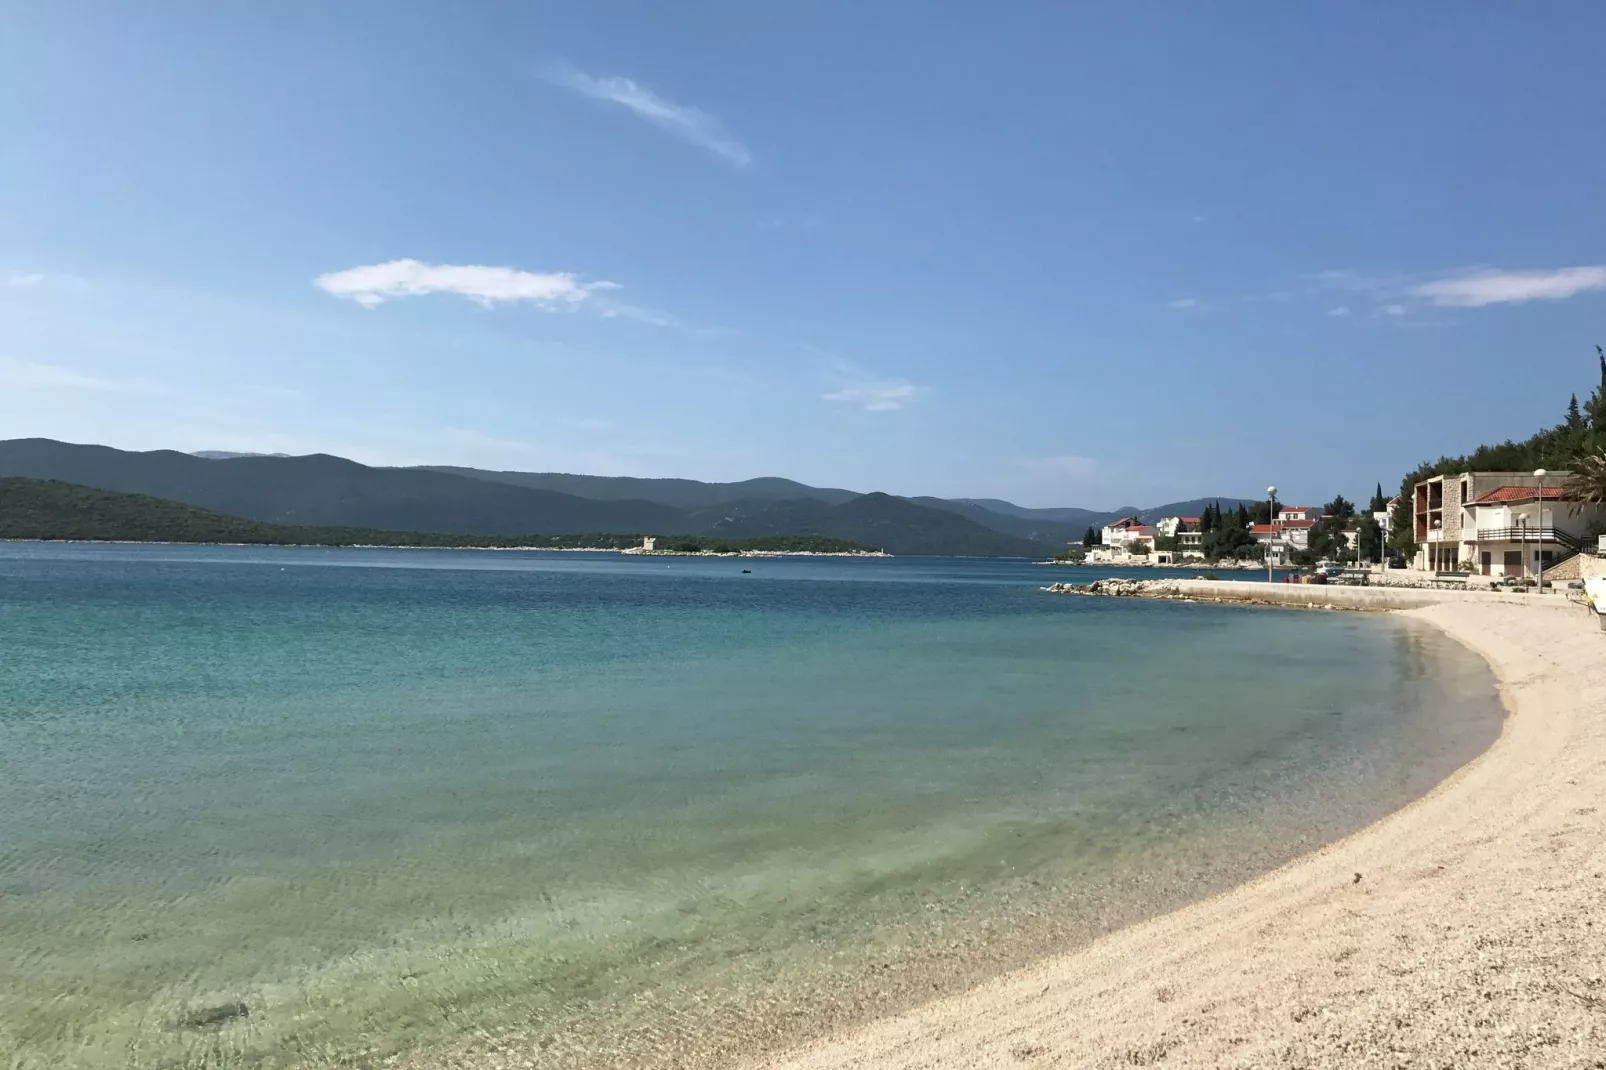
[1412,471,1603,579]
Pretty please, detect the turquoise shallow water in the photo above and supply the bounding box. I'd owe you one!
[0,545,1502,1068]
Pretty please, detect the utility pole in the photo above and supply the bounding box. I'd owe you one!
[1266,485,1278,582]
[1520,516,1528,586]
[1535,469,1548,594]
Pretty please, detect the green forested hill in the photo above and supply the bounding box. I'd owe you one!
[422,466,861,508]
[677,492,1047,557]
[0,439,1046,556]
[0,478,874,552]
[0,438,687,533]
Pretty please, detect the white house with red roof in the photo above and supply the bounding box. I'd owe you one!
[1248,522,1292,566]
[1154,515,1201,539]
[1277,505,1322,524]
[1100,516,1148,548]
[1279,517,1317,550]
[1411,469,1602,578]
[1153,515,1205,559]
[1456,482,1602,578]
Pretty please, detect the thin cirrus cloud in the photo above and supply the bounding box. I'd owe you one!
[7,271,45,287]
[0,356,127,391]
[314,259,619,309]
[1412,266,1606,308]
[597,301,735,339]
[543,63,752,168]
[822,380,920,412]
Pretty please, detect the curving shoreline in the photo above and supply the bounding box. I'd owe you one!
[752,586,1606,1068]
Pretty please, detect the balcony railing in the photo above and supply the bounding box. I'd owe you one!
[1470,527,1582,551]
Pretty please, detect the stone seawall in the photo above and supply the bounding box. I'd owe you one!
[1160,580,1448,610]
[1045,578,1552,611]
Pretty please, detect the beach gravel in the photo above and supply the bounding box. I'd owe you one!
[750,596,1606,1069]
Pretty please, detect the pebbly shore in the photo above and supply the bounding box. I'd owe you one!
[754,588,1606,1069]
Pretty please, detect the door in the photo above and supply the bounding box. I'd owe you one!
[1502,550,1522,577]
[1480,551,1491,576]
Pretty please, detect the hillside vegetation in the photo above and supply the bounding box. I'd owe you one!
[0,478,875,553]
[0,439,1040,556]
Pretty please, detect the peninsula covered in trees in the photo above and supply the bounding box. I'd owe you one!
[0,478,879,554]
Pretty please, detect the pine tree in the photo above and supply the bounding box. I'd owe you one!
[1369,482,1388,513]
[1589,346,1606,440]
[1237,503,1251,527]
[1082,526,1097,548]
[1324,494,1356,521]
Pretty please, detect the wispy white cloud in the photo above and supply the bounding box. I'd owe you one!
[1308,269,1424,318]
[1166,297,1203,311]
[593,299,734,338]
[314,259,618,309]
[4,270,87,290]
[597,301,679,329]
[822,379,920,412]
[1306,269,1411,294]
[1413,266,1606,308]
[0,357,127,391]
[544,63,752,168]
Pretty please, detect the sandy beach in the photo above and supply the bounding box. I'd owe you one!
[752,587,1606,1069]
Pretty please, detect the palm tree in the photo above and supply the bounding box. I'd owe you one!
[1563,447,1606,511]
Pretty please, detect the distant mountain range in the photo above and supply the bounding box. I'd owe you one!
[0,439,1252,557]
[0,477,875,553]
[423,463,1250,547]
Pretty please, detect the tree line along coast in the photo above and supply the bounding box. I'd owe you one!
[1054,348,1606,574]
[0,478,878,555]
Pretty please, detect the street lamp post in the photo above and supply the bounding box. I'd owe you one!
[1266,485,1277,582]
[1519,516,1528,585]
[1535,468,1548,594]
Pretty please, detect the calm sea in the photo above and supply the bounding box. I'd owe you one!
[0,545,1501,1069]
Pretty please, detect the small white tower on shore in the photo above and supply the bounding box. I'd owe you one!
[641,536,657,551]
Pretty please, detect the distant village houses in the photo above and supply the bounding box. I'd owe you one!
[1245,505,1324,566]
[1091,513,1210,564]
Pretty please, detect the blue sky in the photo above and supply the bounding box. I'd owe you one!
[3,3,1604,509]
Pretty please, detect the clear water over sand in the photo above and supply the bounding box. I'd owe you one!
[0,546,1502,1068]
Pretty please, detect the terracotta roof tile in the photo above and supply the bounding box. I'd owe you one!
[1469,486,1566,504]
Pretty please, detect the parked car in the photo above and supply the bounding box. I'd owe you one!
[1385,552,1406,569]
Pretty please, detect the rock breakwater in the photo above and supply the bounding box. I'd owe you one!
[1042,578,1185,598]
